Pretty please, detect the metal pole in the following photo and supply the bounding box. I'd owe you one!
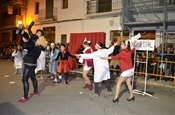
[162,0,167,53]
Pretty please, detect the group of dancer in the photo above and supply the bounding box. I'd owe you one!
[16,21,137,103]
[76,40,136,103]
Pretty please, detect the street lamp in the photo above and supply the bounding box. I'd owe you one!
[18,20,23,25]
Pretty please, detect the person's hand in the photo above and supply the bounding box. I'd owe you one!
[114,42,119,46]
[132,40,137,48]
[100,56,111,60]
[75,54,80,58]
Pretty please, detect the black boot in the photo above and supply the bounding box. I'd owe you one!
[16,24,24,35]
[28,21,35,37]
[65,76,69,85]
[28,21,35,29]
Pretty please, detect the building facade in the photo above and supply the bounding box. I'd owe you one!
[0,0,175,47]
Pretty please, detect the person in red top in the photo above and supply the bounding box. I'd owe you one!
[102,40,136,103]
[79,41,93,90]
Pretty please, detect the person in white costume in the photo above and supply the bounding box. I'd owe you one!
[76,42,118,97]
[35,36,48,80]
[12,45,23,76]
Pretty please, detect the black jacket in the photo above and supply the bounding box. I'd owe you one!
[21,36,41,69]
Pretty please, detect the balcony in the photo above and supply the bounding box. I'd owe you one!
[129,0,175,13]
[86,0,122,17]
[0,15,22,29]
[38,7,57,22]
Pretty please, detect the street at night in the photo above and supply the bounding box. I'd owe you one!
[0,59,175,115]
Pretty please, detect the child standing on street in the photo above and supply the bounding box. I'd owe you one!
[12,45,23,76]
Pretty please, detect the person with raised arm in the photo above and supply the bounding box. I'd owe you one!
[101,40,137,103]
[75,42,118,97]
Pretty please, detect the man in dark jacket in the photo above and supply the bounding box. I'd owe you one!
[16,22,44,103]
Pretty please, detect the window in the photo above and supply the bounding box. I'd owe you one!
[98,0,112,13]
[63,0,68,9]
[46,0,53,19]
[61,34,67,44]
[35,2,39,14]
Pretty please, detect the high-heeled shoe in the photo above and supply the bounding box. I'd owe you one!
[65,80,69,85]
[127,96,135,101]
[112,98,119,103]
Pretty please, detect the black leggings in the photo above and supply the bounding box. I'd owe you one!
[22,68,38,98]
[94,80,112,94]
[58,72,69,81]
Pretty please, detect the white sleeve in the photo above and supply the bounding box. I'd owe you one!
[12,50,17,57]
[106,46,114,55]
[80,53,95,59]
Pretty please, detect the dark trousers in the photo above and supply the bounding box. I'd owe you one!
[94,80,112,94]
[22,68,38,98]
[58,72,69,84]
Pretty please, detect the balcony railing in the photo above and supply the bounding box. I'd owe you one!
[86,0,122,14]
[128,0,175,12]
[0,15,22,29]
[38,7,57,21]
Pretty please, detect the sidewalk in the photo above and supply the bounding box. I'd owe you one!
[0,59,175,115]
[136,76,175,89]
[72,68,175,90]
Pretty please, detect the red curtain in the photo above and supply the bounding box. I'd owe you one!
[68,32,105,70]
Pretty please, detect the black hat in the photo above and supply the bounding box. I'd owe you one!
[36,29,44,36]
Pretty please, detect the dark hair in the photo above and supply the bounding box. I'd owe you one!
[96,42,104,49]
[15,45,23,56]
[50,48,55,54]
[61,43,66,48]
[83,41,91,46]
[123,40,131,50]
[36,29,44,36]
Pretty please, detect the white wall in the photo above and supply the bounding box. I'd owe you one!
[55,20,83,43]
[57,0,84,21]
[84,16,122,46]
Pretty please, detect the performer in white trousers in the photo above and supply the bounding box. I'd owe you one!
[76,42,118,97]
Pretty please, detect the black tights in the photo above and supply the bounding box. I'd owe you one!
[94,80,112,94]
[58,72,69,81]
[22,68,38,98]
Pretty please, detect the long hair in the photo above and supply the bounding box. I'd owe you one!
[36,29,44,36]
[123,40,131,50]
[60,43,68,51]
[15,45,23,56]
[35,36,48,48]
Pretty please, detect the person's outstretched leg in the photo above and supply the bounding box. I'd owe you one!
[104,80,112,95]
[64,72,69,85]
[92,83,99,97]
[18,68,34,103]
[114,77,126,100]
[20,68,23,77]
[22,68,31,98]
[14,68,18,75]
[30,69,38,94]
[83,69,93,90]
[126,77,134,100]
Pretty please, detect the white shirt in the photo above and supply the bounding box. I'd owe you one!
[80,46,114,82]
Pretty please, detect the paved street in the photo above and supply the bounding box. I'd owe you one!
[0,59,175,115]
